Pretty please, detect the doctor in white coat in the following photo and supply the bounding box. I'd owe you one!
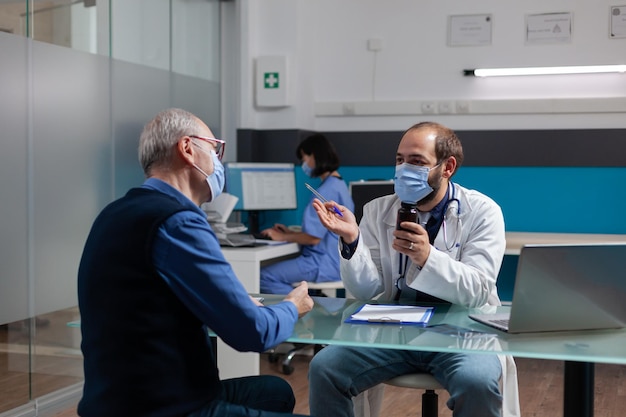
[308,122,520,417]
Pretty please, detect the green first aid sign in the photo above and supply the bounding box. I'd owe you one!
[264,72,279,88]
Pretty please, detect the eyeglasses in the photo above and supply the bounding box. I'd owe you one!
[190,135,225,160]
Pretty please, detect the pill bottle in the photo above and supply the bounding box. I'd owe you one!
[396,202,418,231]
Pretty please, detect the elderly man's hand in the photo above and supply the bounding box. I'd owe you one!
[285,281,314,318]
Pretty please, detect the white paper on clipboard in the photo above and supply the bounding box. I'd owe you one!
[347,304,434,325]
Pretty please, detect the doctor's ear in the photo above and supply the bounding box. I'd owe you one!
[441,156,457,178]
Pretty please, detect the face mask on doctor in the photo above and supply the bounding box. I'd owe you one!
[393,162,440,204]
[192,142,225,202]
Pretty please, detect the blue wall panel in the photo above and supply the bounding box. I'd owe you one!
[455,167,626,234]
[250,166,626,302]
[251,166,626,235]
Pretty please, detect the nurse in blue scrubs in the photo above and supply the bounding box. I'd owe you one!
[259,133,354,294]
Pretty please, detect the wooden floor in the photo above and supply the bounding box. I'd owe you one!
[34,352,626,417]
[2,313,626,416]
[0,311,84,416]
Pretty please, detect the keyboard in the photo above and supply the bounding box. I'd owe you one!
[219,233,256,247]
[491,318,510,327]
[469,313,511,332]
[252,232,272,240]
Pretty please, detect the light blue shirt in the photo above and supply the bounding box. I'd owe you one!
[142,178,298,352]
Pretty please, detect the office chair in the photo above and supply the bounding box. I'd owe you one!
[269,280,346,374]
[268,340,324,375]
[383,373,443,417]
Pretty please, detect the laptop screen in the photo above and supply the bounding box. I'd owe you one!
[507,243,626,333]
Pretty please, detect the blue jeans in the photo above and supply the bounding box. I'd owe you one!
[309,345,502,417]
[187,375,308,417]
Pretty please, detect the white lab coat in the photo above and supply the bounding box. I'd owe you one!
[342,183,520,417]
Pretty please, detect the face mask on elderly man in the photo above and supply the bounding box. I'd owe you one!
[192,147,225,202]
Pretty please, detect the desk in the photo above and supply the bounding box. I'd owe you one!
[217,243,299,378]
[505,232,626,255]
[270,296,626,417]
[222,243,299,293]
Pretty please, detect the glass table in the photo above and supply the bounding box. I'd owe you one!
[264,295,626,417]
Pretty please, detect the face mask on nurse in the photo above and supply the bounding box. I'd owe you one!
[393,162,439,204]
[192,145,225,203]
[301,161,314,177]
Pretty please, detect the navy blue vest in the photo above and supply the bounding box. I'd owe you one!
[78,188,220,417]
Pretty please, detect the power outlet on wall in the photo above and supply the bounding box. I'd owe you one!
[438,101,453,114]
[456,100,470,114]
[421,101,436,114]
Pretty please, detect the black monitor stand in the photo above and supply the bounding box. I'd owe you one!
[247,210,260,235]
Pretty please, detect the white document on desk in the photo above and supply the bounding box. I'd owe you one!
[213,223,248,234]
[202,192,238,223]
[347,304,434,325]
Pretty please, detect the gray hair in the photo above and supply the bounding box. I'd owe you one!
[138,108,203,175]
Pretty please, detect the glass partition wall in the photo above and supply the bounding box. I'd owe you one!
[0,1,221,414]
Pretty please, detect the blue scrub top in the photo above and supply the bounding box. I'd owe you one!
[301,176,354,279]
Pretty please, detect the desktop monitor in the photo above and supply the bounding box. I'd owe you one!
[349,180,395,224]
[224,162,298,232]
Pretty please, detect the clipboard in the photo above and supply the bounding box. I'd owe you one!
[345,304,434,326]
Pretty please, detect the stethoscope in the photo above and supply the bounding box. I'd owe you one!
[394,183,462,300]
[441,182,462,252]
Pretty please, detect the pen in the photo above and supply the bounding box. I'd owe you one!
[305,183,343,217]
[367,318,402,323]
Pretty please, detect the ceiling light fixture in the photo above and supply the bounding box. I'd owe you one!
[463,65,626,77]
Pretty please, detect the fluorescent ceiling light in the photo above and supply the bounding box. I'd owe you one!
[464,65,626,77]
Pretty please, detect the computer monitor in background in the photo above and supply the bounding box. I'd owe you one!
[224,162,297,233]
[349,180,395,224]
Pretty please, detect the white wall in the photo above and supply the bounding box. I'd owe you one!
[232,0,626,133]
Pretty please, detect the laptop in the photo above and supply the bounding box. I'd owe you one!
[469,243,626,333]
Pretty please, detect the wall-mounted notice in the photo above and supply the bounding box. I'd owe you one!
[526,12,572,44]
[610,6,626,38]
[448,14,492,47]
